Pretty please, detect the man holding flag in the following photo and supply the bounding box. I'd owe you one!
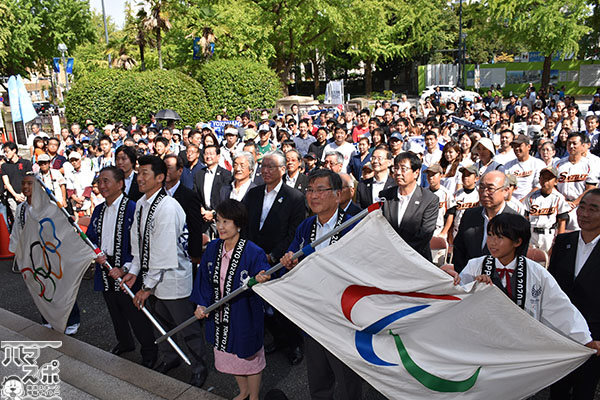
[86,166,158,368]
[280,169,363,400]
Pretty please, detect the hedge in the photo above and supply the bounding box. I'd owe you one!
[192,58,282,117]
[65,69,210,127]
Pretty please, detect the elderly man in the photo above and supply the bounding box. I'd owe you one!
[452,170,519,272]
[219,152,257,202]
[280,169,363,400]
[339,173,362,216]
[356,147,395,209]
[323,151,344,174]
[379,152,439,261]
[284,149,309,193]
[244,151,306,365]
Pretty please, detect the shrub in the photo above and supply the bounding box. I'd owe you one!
[192,58,282,118]
[65,69,210,127]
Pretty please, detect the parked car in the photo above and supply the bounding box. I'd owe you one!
[33,101,57,115]
[420,85,481,105]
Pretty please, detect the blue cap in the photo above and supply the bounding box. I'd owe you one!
[389,132,403,141]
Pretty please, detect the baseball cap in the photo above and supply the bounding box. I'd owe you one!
[224,127,238,136]
[425,164,443,174]
[304,152,317,160]
[68,152,82,160]
[389,132,403,142]
[511,134,531,145]
[37,154,51,162]
[244,128,258,141]
[374,108,385,117]
[540,166,559,178]
[506,174,518,187]
[459,164,479,176]
[408,142,424,155]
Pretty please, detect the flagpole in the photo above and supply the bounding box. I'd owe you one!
[34,177,191,365]
[155,201,383,345]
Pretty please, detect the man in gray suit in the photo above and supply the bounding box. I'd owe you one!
[451,170,519,272]
[379,152,438,261]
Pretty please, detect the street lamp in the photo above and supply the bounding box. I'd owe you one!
[57,43,69,91]
[101,0,111,67]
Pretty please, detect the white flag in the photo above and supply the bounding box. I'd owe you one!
[253,211,593,400]
[16,181,95,332]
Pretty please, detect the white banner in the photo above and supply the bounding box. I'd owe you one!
[254,211,593,400]
[15,181,95,332]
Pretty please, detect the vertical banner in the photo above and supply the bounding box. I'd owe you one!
[66,58,74,74]
[53,58,61,73]
[193,37,201,60]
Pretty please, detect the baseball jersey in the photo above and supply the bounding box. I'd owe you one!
[504,157,547,200]
[554,157,599,201]
[451,187,479,238]
[430,185,455,234]
[523,189,570,229]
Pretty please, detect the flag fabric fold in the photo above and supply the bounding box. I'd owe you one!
[15,182,95,332]
[253,210,593,400]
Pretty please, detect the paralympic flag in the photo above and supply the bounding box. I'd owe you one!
[15,181,96,332]
[253,210,594,399]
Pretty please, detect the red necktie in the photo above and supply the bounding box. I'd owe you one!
[496,268,513,298]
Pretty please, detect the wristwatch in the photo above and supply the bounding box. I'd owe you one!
[141,284,153,293]
[121,266,129,274]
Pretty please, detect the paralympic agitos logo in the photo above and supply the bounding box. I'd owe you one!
[341,285,481,392]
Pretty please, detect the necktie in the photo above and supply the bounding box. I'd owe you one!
[496,268,513,298]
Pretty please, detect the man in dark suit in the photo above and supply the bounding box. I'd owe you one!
[243,142,264,185]
[284,149,309,194]
[452,170,518,272]
[339,173,362,216]
[165,155,205,265]
[193,145,232,236]
[549,188,600,400]
[115,146,143,202]
[356,147,395,209]
[126,115,140,134]
[380,152,438,261]
[243,151,306,365]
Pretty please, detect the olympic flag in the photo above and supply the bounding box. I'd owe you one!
[15,182,96,332]
[253,211,594,399]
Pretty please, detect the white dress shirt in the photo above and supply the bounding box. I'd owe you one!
[315,210,339,251]
[481,203,506,249]
[203,165,218,208]
[124,171,134,195]
[371,174,389,203]
[230,180,252,201]
[575,232,600,278]
[396,185,417,226]
[100,194,124,256]
[166,180,180,197]
[129,190,192,299]
[285,171,299,188]
[260,180,283,230]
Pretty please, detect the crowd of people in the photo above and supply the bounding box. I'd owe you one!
[3,87,600,399]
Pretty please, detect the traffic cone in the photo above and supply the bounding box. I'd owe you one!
[0,215,14,259]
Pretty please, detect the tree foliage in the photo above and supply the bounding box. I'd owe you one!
[65,69,210,126]
[192,58,282,118]
[0,0,95,78]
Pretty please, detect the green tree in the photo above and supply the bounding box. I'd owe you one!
[0,0,95,80]
[139,0,172,69]
[481,0,589,89]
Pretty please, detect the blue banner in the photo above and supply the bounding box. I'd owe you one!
[193,37,201,60]
[53,58,61,73]
[66,58,74,74]
[209,120,242,137]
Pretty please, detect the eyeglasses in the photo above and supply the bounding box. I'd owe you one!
[392,165,413,174]
[261,164,282,170]
[306,187,333,196]
[478,185,504,194]
[323,161,340,166]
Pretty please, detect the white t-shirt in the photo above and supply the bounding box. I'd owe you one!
[555,157,599,201]
[322,142,357,171]
[494,149,517,166]
[460,255,592,345]
[503,157,546,200]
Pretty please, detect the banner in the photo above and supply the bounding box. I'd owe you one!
[254,211,593,400]
[53,58,61,73]
[209,120,241,136]
[66,58,74,74]
[16,75,38,124]
[15,182,95,332]
[325,79,344,105]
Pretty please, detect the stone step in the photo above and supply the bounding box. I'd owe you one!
[0,308,223,400]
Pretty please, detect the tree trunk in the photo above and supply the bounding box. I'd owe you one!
[365,59,373,96]
[276,57,291,96]
[139,44,146,71]
[312,55,320,99]
[157,29,163,69]
[541,53,553,91]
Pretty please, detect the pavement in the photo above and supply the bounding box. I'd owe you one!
[0,257,595,400]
